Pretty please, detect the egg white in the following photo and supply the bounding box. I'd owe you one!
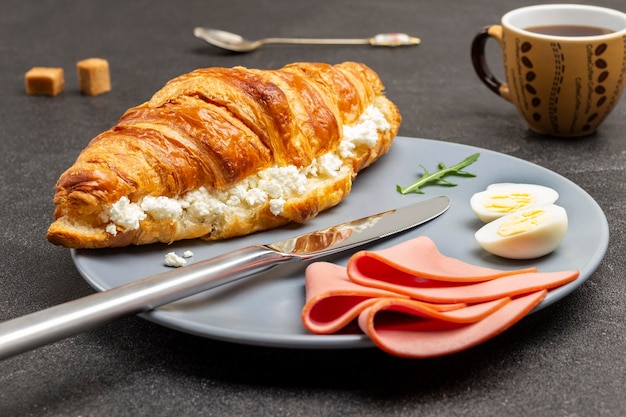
[474,203,568,259]
[470,183,559,223]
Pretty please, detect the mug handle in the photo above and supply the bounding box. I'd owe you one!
[471,25,511,102]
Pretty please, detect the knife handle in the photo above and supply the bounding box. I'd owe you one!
[0,245,291,360]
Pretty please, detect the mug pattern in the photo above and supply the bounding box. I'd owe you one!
[514,35,625,136]
[548,42,563,134]
[588,42,609,132]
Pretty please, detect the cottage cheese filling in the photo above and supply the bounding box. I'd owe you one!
[104,104,390,235]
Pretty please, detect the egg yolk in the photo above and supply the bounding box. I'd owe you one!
[484,192,536,214]
[497,209,548,237]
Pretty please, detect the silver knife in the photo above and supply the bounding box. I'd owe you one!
[0,196,449,360]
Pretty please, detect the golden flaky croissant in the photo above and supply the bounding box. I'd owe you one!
[47,62,401,248]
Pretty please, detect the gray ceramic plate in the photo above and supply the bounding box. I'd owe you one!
[72,137,609,349]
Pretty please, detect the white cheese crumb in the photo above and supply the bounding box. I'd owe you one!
[243,187,267,206]
[105,224,118,236]
[164,251,187,268]
[183,186,228,220]
[340,104,390,158]
[140,195,184,219]
[316,153,343,177]
[337,140,356,160]
[269,198,286,216]
[182,250,194,258]
[109,196,146,230]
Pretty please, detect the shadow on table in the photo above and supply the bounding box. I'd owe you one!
[1,283,594,417]
[147,291,584,394]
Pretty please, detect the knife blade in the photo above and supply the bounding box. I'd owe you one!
[0,196,449,360]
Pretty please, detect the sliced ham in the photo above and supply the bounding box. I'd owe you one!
[349,269,579,304]
[358,291,546,358]
[302,262,465,334]
[302,262,409,334]
[301,236,580,358]
[347,236,537,284]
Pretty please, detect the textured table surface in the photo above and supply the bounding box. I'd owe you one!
[1,0,625,416]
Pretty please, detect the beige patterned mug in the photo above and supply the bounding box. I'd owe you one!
[471,4,626,137]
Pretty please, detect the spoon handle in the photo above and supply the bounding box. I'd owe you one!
[370,33,421,46]
[262,33,420,47]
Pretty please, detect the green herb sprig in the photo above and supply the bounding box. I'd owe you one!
[396,153,480,195]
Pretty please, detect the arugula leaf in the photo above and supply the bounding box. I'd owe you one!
[396,153,480,195]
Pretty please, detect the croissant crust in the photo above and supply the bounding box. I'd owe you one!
[47,62,401,248]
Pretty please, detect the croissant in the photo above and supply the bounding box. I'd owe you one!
[47,62,401,248]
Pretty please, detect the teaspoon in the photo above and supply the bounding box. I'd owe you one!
[194,27,420,52]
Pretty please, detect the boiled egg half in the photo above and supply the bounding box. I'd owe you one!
[474,203,568,259]
[470,183,559,223]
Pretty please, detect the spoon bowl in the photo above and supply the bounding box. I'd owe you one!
[194,28,262,52]
[194,28,420,53]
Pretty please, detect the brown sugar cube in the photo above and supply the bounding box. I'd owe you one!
[25,67,65,96]
[77,58,111,96]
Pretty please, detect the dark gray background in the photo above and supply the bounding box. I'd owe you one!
[1,1,625,416]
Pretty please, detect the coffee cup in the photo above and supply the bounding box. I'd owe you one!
[471,4,626,137]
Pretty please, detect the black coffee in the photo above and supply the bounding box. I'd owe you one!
[525,25,614,36]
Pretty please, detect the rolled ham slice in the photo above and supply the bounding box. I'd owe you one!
[301,236,580,358]
[347,236,537,284]
[302,262,409,334]
[302,261,469,334]
[358,291,546,358]
[349,268,579,304]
